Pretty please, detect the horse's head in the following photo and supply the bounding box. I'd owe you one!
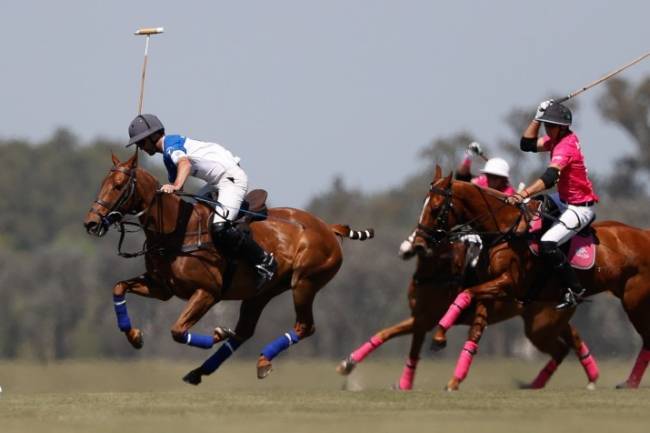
[412,165,459,258]
[84,151,141,237]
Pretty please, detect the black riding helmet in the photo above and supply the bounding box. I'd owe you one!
[127,114,165,147]
[537,102,572,127]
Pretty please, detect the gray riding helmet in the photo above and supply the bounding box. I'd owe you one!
[538,103,572,126]
[127,114,165,147]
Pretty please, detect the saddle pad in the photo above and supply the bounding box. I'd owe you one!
[528,233,596,270]
[567,234,596,270]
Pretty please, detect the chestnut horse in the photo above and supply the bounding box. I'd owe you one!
[83,152,373,385]
[416,166,650,390]
[337,235,599,390]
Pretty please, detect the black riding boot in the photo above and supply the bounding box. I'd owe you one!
[540,241,586,310]
[212,222,277,290]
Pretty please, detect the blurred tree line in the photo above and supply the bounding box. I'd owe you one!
[0,76,648,363]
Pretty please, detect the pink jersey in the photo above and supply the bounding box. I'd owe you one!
[471,174,516,196]
[542,133,599,204]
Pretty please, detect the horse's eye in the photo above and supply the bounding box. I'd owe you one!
[114,183,124,191]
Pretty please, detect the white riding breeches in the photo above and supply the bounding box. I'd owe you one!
[197,164,248,224]
[540,204,596,246]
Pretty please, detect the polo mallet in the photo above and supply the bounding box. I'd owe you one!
[468,142,489,161]
[134,27,164,114]
[555,51,650,104]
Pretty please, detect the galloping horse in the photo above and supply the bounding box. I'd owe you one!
[83,152,373,384]
[337,229,599,390]
[416,166,650,390]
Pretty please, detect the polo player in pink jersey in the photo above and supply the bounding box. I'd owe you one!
[507,100,599,309]
[456,141,517,195]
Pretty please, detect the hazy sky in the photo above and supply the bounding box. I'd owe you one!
[2,1,648,206]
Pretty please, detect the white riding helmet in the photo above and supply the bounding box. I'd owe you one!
[480,158,510,179]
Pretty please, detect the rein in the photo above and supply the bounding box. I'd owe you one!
[419,182,529,249]
[176,192,305,228]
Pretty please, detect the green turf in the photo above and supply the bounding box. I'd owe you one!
[0,358,648,433]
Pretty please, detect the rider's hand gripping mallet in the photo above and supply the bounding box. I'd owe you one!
[555,51,650,104]
[134,27,164,114]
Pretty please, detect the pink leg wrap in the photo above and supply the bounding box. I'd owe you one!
[578,342,599,383]
[453,340,479,382]
[626,348,650,388]
[398,357,419,390]
[438,291,473,330]
[530,359,558,389]
[350,336,384,363]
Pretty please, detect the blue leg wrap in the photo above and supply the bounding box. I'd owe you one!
[113,295,132,332]
[260,330,300,361]
[183,332,214,349]
[200,338,242,375]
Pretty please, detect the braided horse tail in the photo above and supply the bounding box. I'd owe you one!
[330,224,374,241]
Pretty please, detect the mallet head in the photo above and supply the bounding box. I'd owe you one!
[134,27,164,36]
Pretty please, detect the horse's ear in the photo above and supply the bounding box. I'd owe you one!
[126,149,139,169]
[111,152,120,166]
[434,164,442,180]
[443,171,453,186]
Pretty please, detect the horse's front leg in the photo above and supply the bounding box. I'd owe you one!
[445,302,488,391]
[170,288,218,349]
[337,317,415,376]
[432,272,513,350]
[112,274,172,349]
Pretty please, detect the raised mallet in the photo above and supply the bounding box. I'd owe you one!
[556,51,650,104]
[134,27,164,114]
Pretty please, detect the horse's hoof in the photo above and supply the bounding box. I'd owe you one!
[213,326,237,343]
[430,326,447,352]
[257,356,273,379]
[182,369,202,386]
[391,382,412,391]
[445,378,460,392]
[515,379,536,390]
[336,356,357,376]
[126,328,144,349]
[615,381,634,389]
[586,382,597,391]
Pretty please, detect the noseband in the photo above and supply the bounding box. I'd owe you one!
[89,167,137,227]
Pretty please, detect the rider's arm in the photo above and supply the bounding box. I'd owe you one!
[519,164,561,198]
[455,154,472,181]
[521,120,548,152]
[172,157,191,190]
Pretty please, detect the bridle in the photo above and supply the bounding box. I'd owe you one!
[416,179,529,249]
[416,181,458,247]
[89,167,139,230]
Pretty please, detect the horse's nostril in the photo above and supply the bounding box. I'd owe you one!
[84,221,97,233]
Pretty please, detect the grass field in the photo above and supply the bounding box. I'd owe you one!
[1,358,648,433]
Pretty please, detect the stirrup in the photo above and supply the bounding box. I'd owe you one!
[555,287,585,310]
[254,253,277,288]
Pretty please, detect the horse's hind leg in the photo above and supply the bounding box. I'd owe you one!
[337,317,415,376]
[183,290,277,385]
[257,275,327,379]
[112,273,172,349]
[393,315,435,390]
[523,308,599,390]
[618,282,650,389]
[445,302,488,391]
[562,324,599,389]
